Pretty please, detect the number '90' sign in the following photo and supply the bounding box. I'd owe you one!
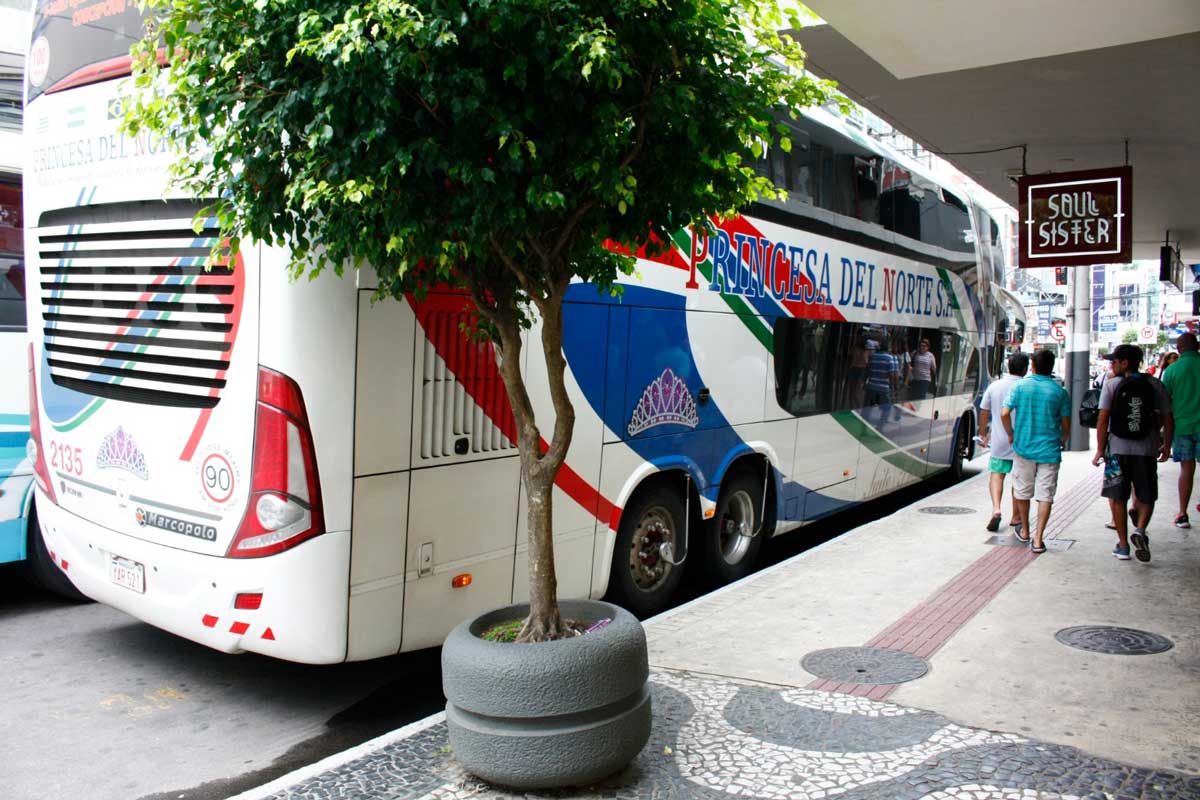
[201,452,235,504]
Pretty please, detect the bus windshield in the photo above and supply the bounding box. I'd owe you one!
[27,0,145,101]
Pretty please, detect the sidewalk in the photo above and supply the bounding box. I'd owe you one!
[235,451,1200,800]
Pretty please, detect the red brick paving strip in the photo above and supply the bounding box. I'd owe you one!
[808,470,1102,699]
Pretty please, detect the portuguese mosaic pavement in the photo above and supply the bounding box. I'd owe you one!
[265,669,1200,800]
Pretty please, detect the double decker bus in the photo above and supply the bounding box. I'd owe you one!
[24,2,1017,662]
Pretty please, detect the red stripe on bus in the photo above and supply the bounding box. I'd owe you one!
[180,249,246,461]
[409,292,620,528]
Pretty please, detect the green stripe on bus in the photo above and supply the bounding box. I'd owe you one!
[936,267,967,331]
[669,229,773,353]
[830,410,930,476]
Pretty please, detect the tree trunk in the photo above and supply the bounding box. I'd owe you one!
[487,287,575,642]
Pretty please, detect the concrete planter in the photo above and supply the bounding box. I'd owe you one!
[441,599,651,789]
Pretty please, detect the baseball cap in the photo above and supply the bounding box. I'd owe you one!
[1102,344,1143,365]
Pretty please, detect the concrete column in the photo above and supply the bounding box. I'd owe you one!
[1064,267,1091,451]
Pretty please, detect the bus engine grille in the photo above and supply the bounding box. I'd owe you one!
[36,200,240,409]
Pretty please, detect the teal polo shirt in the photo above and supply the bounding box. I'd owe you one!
[1003,374,1071,464]
[1162,351,1200,436]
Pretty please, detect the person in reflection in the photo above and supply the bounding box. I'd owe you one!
[846,332,869,409]
[977,351,1029,534]
[1001,348,1071,554]
[864,339,899,425]
[908,338,938,400]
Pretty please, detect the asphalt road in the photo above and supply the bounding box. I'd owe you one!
[0,464,977,800]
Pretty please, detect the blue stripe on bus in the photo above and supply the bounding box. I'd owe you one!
[0,414,30,425]
[0,431,31,448]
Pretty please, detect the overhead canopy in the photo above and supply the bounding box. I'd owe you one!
[793,1,1200,266]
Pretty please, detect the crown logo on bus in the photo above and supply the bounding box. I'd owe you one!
[96,426,149,480]
[628,368,700,436]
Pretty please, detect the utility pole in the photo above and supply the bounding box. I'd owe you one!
[1064,267,1091,451]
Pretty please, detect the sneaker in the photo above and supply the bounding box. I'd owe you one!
[1112,544,1131,560]
[1130,530,1151,563]
[1013,523,1030,543]
[1175,514,1191,529]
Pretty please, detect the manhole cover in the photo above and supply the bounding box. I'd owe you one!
[801,646,930,685]
[1055,626,1174,656]
[918,506,976,515]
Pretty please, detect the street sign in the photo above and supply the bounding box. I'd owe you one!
[1050,321,1066,342]
[1138,325,1157,344]
[1098,309,1118,333]
[1037,302,1052,337]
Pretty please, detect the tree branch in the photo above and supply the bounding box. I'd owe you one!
[538,277,576,473]
[489,233,546,302]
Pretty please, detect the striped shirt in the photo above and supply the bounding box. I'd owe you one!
[866,352,898,393]
[1003,374,1071,463]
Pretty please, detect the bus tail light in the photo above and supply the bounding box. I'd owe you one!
[227,367,324,558]
[27,345,57,504]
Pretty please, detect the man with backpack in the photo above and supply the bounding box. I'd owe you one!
[1091,344,1173,563]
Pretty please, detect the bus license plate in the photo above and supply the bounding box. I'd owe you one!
[109,555,145,594]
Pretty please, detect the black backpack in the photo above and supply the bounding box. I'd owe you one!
[1078,388,1100,429]
[1109,374,1157,439]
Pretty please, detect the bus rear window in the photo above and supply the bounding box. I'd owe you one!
[27,0,146,102]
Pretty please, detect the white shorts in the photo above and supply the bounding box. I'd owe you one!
[1012,455,1061,503]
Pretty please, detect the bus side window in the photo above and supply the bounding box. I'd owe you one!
[773,318,832,417]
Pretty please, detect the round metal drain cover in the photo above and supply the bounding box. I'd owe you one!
[918,506,976,515]
[1055,626,1173,656]
[801,646,930,685]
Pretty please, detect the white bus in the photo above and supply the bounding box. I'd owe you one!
[25,4,1018,663]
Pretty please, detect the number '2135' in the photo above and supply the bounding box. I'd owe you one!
[50,442,84,476]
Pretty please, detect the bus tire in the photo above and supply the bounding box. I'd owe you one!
[26,508,91,603]
[946,416,971,483]
[704,469,765,586]
[606,485,687,618]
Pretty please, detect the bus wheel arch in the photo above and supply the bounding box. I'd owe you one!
[26,505,91,603]
[703,456,775,586]
[947,413,974,482]
[603,471,698,618]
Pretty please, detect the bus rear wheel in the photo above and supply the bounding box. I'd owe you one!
[946,416,971,482]
[26,508,91,603]
[704,470,765,586]
[606,486,686,618]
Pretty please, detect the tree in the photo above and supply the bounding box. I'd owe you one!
[125,0,834,641]
[1122,329,1139,345]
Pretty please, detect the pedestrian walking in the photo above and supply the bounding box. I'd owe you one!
[1091,344,1172,563]
[978,352,1030,532]
[1001,348,1071,554]
[1160,333,1199,528]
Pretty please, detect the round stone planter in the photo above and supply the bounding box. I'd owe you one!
[441,599,651,790]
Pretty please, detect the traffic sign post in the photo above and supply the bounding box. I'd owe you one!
[1050,321,1066,342]
[1138,325,1157,345]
